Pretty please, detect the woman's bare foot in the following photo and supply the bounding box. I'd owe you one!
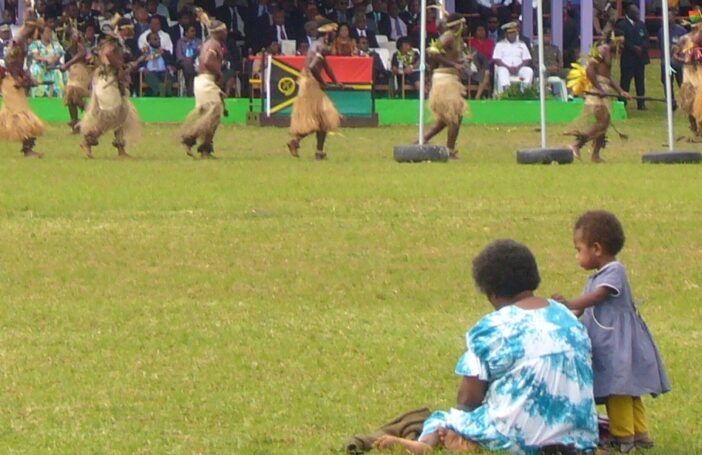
[372,435,433,454]
[438,428,481,452]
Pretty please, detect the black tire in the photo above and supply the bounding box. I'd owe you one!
[393,144,449,163]
[641,151,702,164]
[516,148,574,165]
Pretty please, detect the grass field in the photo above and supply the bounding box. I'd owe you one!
[2,65,702,454]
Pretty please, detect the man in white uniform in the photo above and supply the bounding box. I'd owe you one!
[492,22,533,93]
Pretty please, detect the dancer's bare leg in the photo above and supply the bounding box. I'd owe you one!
[113,129,131,159]
[22,138,43,158]
[68,104,80,134]
[591,136,606,163]
[447,118,461,159]
[373,433,437,454]
[182,136,196,157]
[287,134,307,158]
[417,121,446,144]
[315,131,327,160]
[81,131,100,159]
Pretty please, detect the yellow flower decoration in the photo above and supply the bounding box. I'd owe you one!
[567,62,592,97]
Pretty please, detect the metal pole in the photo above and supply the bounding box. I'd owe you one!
[661,0,675,151]
[418,0,427,144]
[537,0,547,148]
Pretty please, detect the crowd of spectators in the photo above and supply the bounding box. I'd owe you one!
[0,0,680,101]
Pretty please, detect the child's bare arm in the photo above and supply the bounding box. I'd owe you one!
[564,286,612,311]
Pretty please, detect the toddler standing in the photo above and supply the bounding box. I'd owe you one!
[557,210,670,453]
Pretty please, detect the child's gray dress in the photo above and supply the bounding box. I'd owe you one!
[581,261,671,400]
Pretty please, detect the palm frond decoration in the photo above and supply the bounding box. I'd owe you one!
[567,62,592,96]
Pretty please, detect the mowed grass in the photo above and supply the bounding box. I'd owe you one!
[2,71,702,452]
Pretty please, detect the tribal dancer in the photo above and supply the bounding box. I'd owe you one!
[676,9,702,138]
[180,9,228,159]
[62,28,93,134]
[287,18,343,161]
[566,38,631,163]
[0,12,45,158]
[80,17,141,159]
[423,12,469,160]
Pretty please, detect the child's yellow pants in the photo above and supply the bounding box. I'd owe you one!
[605,395,649,439]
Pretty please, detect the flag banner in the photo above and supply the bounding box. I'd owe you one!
[264,56,373,116]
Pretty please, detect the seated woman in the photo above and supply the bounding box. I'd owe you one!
[331,23,357,56]
[391,37,419,92]
[374,239,599,454]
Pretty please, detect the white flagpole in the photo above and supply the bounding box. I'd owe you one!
[661,0,675,150]
[536,0,547,148]
[418,0,427,144]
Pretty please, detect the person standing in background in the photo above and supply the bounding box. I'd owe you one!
[657,8,686,110]
[617,4,650,110]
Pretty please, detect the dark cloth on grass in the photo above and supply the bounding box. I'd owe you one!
[344,407,431,454]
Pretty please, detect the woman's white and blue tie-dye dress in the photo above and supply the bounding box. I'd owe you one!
[420,300,599,454]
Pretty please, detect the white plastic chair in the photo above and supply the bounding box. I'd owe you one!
[546,76,568,101]
[373,47,390,71]
[380,40,396,54]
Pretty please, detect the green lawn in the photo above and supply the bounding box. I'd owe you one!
[1,63,701,454]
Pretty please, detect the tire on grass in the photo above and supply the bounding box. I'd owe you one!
[393,144,449,163]
[641,151,702,164]
[516,148,574,165]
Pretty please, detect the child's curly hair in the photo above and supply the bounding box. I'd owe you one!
[574,210,626,255]
[472,239,541,298]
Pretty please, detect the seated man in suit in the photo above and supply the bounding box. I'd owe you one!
[358,35,389,85]
[352,12,379,48]
[140,31,177,96]
[367,0,390,36]
[265,9,295,48]
[138,15,174,53]
[145,0,169,30]
[169,9,201,48]
[214,0,246,42]
[387,2,407,41]
[298,20,317,50]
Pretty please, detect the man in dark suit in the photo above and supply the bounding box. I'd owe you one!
[352,13,379,48]
[617,4,650,110]
[264,9,295,48]
[367,0,390,36]
[145,0,169,31]
[214,0,247,42]
[297,20,317,50]
[329,0,351,24]
[169,10,203,47]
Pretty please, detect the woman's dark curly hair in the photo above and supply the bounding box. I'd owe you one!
[472,239,541,298]
[574,210,625,256]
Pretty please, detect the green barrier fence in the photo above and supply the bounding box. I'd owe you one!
[1,97,627,125]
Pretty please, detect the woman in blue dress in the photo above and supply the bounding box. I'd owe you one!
[28,26,65,97]
[374,240,599,454]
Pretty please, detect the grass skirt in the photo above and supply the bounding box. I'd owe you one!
[181,74,223,140]
[80,74,140,146]
[64,63,92,108]
[290,71,341,136]
[0,76,45,142]
[429,68,468,126]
